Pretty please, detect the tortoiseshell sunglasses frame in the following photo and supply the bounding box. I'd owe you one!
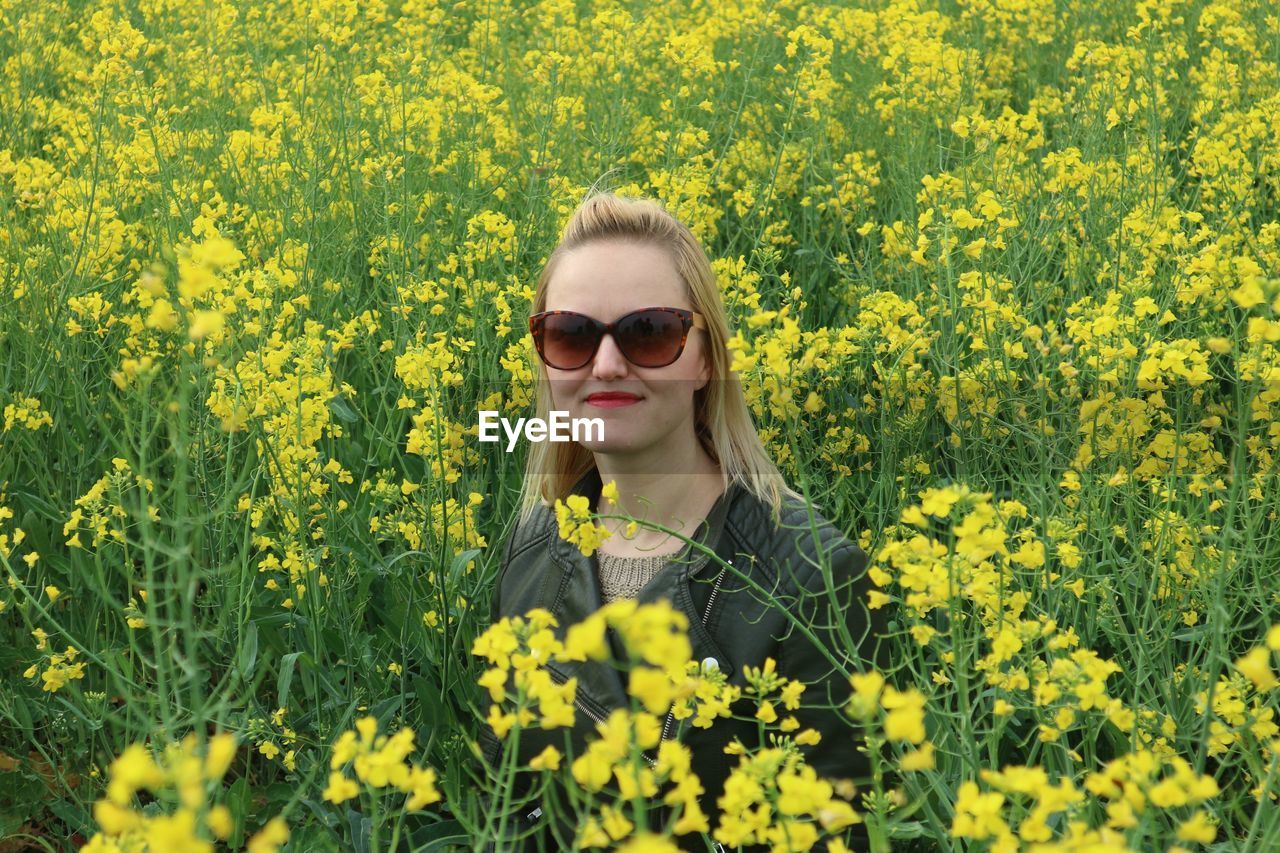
[528,306,707,369]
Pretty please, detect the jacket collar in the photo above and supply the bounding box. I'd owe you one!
[547,465,746,581]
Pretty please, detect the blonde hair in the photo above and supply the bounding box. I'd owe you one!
[515,190,802,527]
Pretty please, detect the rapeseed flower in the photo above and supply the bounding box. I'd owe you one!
[554,494,612,557]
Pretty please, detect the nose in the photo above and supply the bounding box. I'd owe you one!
[590,331,630,379]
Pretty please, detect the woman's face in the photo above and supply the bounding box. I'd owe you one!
[540,239,711,466]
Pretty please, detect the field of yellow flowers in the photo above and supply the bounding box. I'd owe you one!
[2,0,1280,849]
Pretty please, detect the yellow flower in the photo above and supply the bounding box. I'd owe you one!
[554,495,612,557]
[848,670,884,719]
[486,704,516,740]
[615,832,680,852]
[1175,811,1217,844]
[900,741,935,771]
[919,486,964,518]
[578,817,609,848]
[405,765,441,811]
[529,746,561,771]
[93,800,143,835]
[600,480,619,507]
[1235,646,1278,692]
[563,614,609,662]
[881,686,927,744]
[478,667,509,702]
[910,624,937,647]
[629,666,676,715]
[779,679,805,710]
[794,728,821,746]
[600,805,634,841]
[205,805,233,840]
[951,781,1009,841]
[571,748,613,792]
[246,815,289,853]
[187,309,226,341]
[1148,778,1189,808]
[106,744,166,806]
[204,733,237,782]
[323,771,358,804]
[141,809,204,851]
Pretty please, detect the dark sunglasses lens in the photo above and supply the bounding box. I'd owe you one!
[617,310,686,367]
[540,314,598,368]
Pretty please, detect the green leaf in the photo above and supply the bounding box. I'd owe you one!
[450,548,483,583]
[47,796,92,837]
[368,694,403,723]
[886,820,928,839]
[238,621,259,681]
[277,651,306,709]
[328,395,359,424]
[407,819,468,851]
[10,696,34,734]
[410,674,443,739]
[0,771,41,835]
[298,797,340,829]
[226,776,249,848]
[347,808,372,853]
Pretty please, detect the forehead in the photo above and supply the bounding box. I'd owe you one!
[544,240,689,317]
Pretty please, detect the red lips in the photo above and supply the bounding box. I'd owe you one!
[586,389,645,407]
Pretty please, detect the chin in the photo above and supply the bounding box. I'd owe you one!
[580,440,634,454]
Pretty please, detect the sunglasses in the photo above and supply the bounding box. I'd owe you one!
[529,307,707,370]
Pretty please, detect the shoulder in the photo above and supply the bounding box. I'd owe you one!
[504,503,555,563]
[489,504,557,623]
[724,488,865,590]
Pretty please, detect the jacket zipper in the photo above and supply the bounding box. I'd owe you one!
[546,665,658,769]
[546,666,608,725]
[543,559,732,772]
[652,560,730,762]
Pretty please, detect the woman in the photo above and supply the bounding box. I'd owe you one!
[478,192,890,851]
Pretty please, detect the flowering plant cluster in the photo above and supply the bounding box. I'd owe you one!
[473,598,888,849]
[83,733,287,853]
[322,715,442,813]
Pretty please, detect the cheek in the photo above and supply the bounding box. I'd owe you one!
[651,382,697,418]
[548,379,564,400]
[546,377,579,409]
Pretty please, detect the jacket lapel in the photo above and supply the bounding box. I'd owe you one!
[544,467,628,709]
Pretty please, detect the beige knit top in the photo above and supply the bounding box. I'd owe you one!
[596,549,711,603]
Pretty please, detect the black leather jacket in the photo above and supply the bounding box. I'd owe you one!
[476,467,892,851]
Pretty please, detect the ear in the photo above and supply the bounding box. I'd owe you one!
[696,348,711,391]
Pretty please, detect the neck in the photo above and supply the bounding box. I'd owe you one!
[592,444,724,548]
